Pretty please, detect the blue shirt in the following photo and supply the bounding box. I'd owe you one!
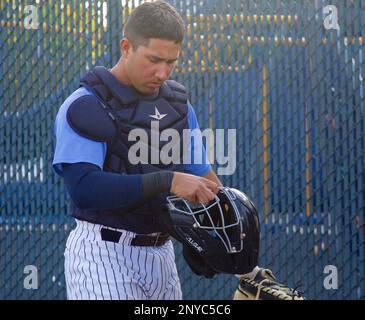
[52,87,211,177]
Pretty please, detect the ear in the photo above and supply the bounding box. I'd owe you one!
[120,38,131,58]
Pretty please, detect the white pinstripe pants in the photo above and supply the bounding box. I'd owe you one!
[64,219,182,300]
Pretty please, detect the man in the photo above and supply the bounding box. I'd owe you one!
[53,0,301,300]
[53,0,221,300]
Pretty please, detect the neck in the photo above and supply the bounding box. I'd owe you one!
[110,58,131,86]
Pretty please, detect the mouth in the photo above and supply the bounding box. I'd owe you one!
[147,82,162,89]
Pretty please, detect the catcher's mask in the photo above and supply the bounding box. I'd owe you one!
[163,187,260,274]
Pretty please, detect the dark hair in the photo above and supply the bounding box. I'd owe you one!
[124,1,185,50]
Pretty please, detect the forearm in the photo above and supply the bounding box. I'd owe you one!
[63,162,173,210]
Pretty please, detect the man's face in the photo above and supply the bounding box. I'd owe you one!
[123,38,180,93]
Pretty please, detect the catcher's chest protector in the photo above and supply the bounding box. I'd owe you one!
[66,66,189,233]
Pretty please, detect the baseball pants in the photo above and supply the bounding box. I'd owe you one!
[64,219,182,300]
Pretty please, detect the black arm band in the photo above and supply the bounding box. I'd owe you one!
[141,171,174,198]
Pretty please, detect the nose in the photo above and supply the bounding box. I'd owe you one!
[154,64,171,82]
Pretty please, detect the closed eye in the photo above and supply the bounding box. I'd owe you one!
[148,56,177,65]
[149,57,160,63]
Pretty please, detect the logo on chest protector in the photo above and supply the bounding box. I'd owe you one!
[149,106,167,121]
[186,236,203,253]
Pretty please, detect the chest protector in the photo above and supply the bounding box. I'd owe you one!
[67,66,189,233]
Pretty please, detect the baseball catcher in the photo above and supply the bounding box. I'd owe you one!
[162,187,305,300]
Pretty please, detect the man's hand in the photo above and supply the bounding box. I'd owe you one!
[170,172,219,205]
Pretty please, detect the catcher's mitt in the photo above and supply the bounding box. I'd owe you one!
[233,268,305,300]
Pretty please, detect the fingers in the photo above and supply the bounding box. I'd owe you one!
[203,178,220,194]
[195,187,216,205]
[189,179,217,205]
[183,183,216,205]
[170,172,220,205]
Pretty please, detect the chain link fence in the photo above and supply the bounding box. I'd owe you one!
[1,0,364,299]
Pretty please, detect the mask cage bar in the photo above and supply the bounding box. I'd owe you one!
[166,187,243,253]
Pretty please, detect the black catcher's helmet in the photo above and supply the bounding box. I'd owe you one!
[163,187,260,275]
